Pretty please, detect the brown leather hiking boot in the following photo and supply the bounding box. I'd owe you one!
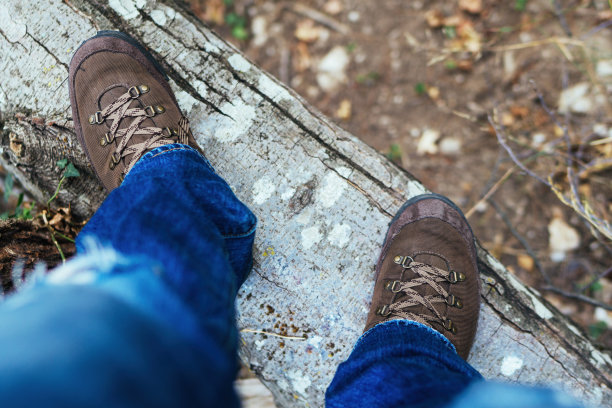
[69,31,203,191]
[364,194,481,360]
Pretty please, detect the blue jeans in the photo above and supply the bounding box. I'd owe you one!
[0,144,581,408]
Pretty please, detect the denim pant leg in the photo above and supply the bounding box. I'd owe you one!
[0,144,256,407]
[325,320,482,408]
[326,320,583,408]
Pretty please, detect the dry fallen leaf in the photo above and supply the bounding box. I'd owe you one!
[203,0,225,25]
[517,254,534,272]
[295,19,321,43]
[295,42,312,72]
[459,0,483,14]
[336,99,352,120]
[427,86,440,101]
[510,105,529,118]
[425,9,444,28]
[457,60,473,71]
[323,0,343,15]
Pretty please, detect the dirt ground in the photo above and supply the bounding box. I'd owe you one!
[190,0,612,348]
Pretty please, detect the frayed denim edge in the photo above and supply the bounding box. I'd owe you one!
[353,319,457,355]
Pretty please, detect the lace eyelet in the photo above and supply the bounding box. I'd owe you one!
[144,105,156,117]
[100,132,115,146]
[446,294,463,308]
[448,270,466,283]
[376,304,391,317]
[155,105,165,114]
[384,280,402,293]
[444,319,457,334]
[89,111,104,125]
[128,86,141,98]
[109,152,121,169]
[393,255,414,268]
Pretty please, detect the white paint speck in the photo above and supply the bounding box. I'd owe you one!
[0,8,26,43]
[254,340,265,350]
[317,172,346,208]
[212,101,256,143]
[108,0,146,20]
[295,208,312,225]
[301,226,322,250]
[174,90,198,115]
[150,9,167,26]
[337,166,352,178]
[287,370,311,397]
[258,74,292,102]
[228,53,251,72]
[281,187,295,200]
[308,335,323,348]
[500,355,523,376]
[328,224,351,247]
[252,177,276,205]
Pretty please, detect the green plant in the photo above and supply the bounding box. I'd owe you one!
[225,12,248,40]
[47,159,81,206]
[386,144,402,162]
[444,59,458,70]
[355,71,381,86]
[588,321,607,339]
[1,174,35,220]
[515,0,528,11]
[414,82,427,96]
[442,26,456,39]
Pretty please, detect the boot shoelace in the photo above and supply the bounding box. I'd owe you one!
[376,253,466,334]
[89,85,190,177]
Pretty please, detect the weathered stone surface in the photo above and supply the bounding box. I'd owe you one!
[0,1,610,407]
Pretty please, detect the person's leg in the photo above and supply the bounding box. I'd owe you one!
[0,31,255,407]
[326,320,481,408]
[0,144,255,407]
[326,194,581,408]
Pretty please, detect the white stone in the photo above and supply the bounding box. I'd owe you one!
[532,132,547,147]
[417,128,440,155]
[593,123,607,136]
[439,137,462,155]
[558,83,592,114]
[316,46,350,92]
[251,16,268,47]
[548,217,580,262]
[347,11,360,22]
[594,307,612,327]
[596,60,612,77]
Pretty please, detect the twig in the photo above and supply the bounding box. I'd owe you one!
[488,113,551,186]
[489,199,551,285]
[465,166,515,219]
[551,0,573,37]
[41,212,66,263]
[240,328,307,340]
[542,286,612,311]
[283,2,350,35]
[47,176,65,206]
[578,266,612,294]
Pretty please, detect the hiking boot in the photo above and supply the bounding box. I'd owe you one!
[364,193,481,360]
[69,31,203,191]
